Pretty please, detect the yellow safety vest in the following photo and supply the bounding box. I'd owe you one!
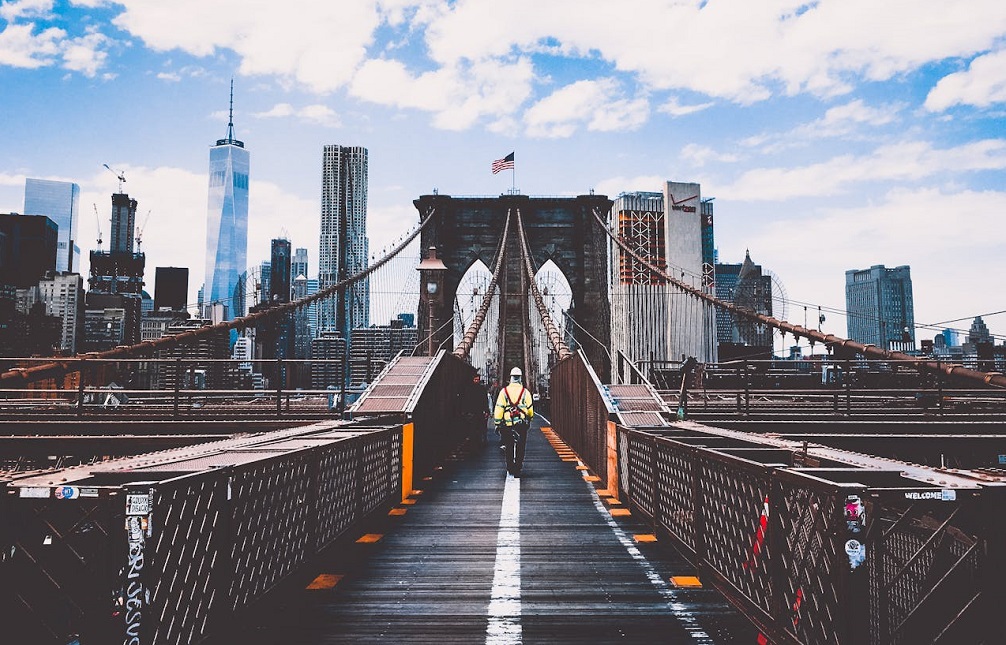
[493,383,534,426]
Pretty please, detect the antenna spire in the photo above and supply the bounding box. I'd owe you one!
[215,78,244,147]
[227,78,235,142]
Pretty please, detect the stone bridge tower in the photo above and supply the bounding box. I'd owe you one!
[414,193,613,385]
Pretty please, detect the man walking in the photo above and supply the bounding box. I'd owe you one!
[493,367,534,477]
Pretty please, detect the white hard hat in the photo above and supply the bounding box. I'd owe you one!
[510,367,522,377]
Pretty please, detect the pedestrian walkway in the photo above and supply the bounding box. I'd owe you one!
[227,418,757,644]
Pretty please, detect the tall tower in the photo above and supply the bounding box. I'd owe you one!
[204,80,250,322]
[23,179,80,273]
[665,181,715,363]
[319,145,369,340]
[269,238,292,304]
[845,265,915,351]
[292,247,308,283]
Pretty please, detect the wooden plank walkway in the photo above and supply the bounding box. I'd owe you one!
[226,418,758,644]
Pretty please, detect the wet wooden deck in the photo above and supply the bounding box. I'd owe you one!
[226,419,757,644]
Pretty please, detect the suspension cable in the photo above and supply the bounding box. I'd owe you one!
[515,208,572,360]
[592,207,1006,390]
[1,209,438,386]
[453,209,512,361]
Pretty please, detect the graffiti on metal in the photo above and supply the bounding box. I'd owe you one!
[124,515,145,645]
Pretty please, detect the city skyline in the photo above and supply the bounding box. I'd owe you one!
[1,1,1004,341]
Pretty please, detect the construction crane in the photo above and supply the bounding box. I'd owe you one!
[93,204,103,250]
[136,210,151,252]
[103,164,126,193]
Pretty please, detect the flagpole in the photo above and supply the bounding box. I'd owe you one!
[511,163,515,194]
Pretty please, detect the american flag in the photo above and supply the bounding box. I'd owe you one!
[491,152,515,174]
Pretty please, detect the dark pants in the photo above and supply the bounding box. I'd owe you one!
[502,422,528,475]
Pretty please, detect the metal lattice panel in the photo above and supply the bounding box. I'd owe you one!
[314,440,364,548]
[228,453,315,611]
[869,499,983,644]
[773,478,845,645]
[148,474,229,645]
[697,453,774,615]
[626,432,654,518]
[7,496,119,644]
[654,438,696,550]
[359,432,400,512]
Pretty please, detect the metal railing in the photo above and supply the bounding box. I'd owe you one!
[614,426,1006,644]
[1,423,405,645]
[548,351,616,486]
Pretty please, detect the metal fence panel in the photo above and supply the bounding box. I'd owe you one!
[5,490,122,644]
[549,352,614,483]
[869,493,984,644]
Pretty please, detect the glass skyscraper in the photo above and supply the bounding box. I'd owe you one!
[319,145,369,337]
[204,82,249,322]
[23,178,80,273]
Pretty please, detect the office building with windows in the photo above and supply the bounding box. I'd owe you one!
[204,82,249,321]
[845,265,915,351]
[23,179,80,273]
[319,145,369,339]
[39,271,84,354]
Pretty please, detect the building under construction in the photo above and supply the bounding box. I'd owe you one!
[85,192,145,348]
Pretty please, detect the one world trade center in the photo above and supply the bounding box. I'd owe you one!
[204,80,249,322]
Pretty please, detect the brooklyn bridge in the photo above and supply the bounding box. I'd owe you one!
[2,194,1005,645]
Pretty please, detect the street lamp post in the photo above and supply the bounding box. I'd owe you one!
[417,246,448,356]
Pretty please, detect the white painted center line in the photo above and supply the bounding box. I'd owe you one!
[486,473,521,644]
[585,481,714,643]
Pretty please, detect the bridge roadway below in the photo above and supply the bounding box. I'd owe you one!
[226,417,757,644]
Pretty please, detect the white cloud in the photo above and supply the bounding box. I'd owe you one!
[93,0,1006,133]
[524,79,648,138]
[743,99,906,154]
[724,139,1006,200]
[351,57,534,130]
[156,71,180,82]
[681,144,740,167]
[659,97,714,117]
[253,103,341,127]
[112,0,383,93]
[926,49,1006,111]
[422,0,1006,103]
[0,23,64,69]
[61,29,108,77]
[0,0,53,22]
[728,187,1006,336]
[254,103,295,118]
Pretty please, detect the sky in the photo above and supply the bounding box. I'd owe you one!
[1,0,1005,346]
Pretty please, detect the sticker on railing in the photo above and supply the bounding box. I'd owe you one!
[126,494,152,516]
[845,539,866,570]
[54,486,79,500]
[845,495,865,535]
[903,490,956,501]
[18,486,50,498]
